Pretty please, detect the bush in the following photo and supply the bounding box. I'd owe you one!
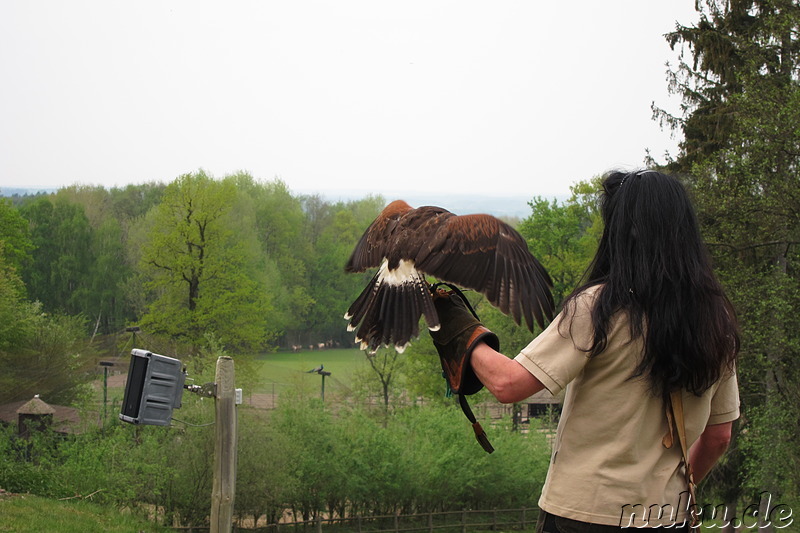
[1,395,551,528]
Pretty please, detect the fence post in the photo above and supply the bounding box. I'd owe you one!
[461,509,467,533]
[428,511,433,533]
[210,356,237,533]
[521,508,526,530]
[317,514,322,533]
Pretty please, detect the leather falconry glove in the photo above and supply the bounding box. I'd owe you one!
[429,283,499,453]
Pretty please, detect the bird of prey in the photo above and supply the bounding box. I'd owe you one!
[344,200,554,353]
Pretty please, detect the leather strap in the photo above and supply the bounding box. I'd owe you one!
[665,390,699,528]
[458,394,494,453]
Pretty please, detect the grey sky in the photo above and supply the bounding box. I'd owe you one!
[0,1,698,199]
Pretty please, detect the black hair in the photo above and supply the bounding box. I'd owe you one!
[561,170,739,396]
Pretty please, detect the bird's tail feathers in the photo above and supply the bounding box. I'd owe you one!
[346,269,437,353]
[344,271,380,326]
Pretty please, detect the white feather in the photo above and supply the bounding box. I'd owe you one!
[377,258,419,286]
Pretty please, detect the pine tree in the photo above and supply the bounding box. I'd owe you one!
[655,0,800,521]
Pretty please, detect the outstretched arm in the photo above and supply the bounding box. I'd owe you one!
[689,421,733,483]
[470,341,545,404]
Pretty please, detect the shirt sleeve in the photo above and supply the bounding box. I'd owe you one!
[514,289,596,396]
[707,369,740,425]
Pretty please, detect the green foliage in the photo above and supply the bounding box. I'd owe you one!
[0,249,33,353]
[657,0,800,172]
[518,180,602,307]
[137,171,276,353]
[351,347,407,418]
[0,396,551,529]
[304,195,385,347]
[20,196,94,316]
[0,198,34,272]
[0,399,215,527]
[4,172,387,359]
[235,409,299,526]
[0,283,92,405]
[261,398,549,519]
[658,0,800,508]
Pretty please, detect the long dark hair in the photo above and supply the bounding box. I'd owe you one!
[562,170,739,396]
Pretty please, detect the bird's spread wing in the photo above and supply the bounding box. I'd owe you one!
[414,213,554,331]
[345,199,414,273]
[344,201,554,353]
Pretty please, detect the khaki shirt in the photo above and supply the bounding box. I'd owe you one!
[514,286,740,527]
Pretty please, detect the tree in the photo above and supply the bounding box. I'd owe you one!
[0,200,93,406]
[229,174,315,347]
[656,0,800,515]
[20,196,95,316]
[657,0,800,174]
[88,217,133,334]
[0,199,34,273]
[0,246,34,356]
[0,261,91,405]
[518,180,601,305]
[53,186,140,334]
[308,197,385,347]
[353,347,406,419]
[137,171,276,354]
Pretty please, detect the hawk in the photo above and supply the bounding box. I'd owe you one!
[344,200,554,353]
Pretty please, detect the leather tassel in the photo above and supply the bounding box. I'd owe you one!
[459,394,493,453]
[472,421,494,454]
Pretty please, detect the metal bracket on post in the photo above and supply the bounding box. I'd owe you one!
[185,382,218,398]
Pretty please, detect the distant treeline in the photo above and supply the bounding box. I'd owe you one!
[1,172,389,352]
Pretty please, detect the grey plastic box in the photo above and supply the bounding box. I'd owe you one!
[119,349,186,425]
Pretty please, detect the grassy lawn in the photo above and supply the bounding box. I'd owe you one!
[250,348,368,395]
[0,493,170,533]
[89,348,371,411]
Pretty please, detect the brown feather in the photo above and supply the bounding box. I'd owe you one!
[344,200,554,352]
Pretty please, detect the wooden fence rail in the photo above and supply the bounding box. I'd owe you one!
[174,507,540,533]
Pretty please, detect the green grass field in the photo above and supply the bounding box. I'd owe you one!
[249,348,368,396]
[0,494,170,533]
[91,348,371,411]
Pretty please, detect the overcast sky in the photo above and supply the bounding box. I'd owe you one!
[0,1,699,199]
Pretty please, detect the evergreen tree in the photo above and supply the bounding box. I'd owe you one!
[656,0,800,515]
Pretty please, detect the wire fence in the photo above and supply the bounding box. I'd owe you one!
[173,507,540,533]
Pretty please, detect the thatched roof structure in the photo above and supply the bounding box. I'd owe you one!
[0,396,84,435]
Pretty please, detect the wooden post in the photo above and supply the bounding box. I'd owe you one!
[210,356,237,533]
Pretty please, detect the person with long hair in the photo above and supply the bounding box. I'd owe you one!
[432,170,739,531]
